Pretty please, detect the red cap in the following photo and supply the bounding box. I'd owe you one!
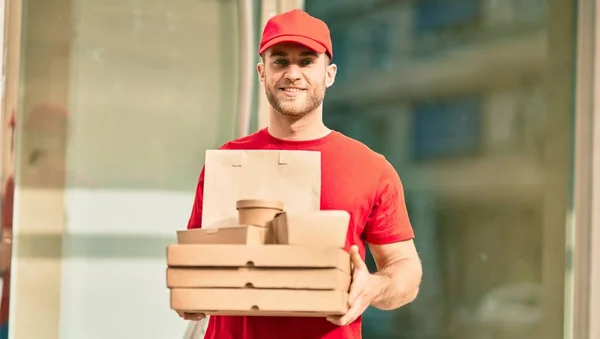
[259,9,333,60]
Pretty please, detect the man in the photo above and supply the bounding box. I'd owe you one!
[180,9,422,339]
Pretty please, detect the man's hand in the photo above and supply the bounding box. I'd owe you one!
[327,245,379,326]
[176,311,206,321]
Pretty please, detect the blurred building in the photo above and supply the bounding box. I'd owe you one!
[0,0,598,339]
[305,1,552,338]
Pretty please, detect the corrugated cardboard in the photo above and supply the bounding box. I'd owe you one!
[166,244,351,274]
[166,267,350,290]
[170,289,348,316]
[272,210,350,247]
[176,226,269,245]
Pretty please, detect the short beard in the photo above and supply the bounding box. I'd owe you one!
[265,81,326,118]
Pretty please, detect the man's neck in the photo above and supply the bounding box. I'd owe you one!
[268,108,331,141]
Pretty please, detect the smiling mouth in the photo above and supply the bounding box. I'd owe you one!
[280,87,306,92]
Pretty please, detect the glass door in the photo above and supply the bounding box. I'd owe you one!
[5,0,260,338]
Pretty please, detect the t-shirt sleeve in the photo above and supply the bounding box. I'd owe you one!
[364,158,415,244]
[187,167,205,229]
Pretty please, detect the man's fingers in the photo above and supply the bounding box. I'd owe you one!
[327,302,359,326]
[326,315,344,326]
[177,311,206,321]
[188,313,206,321]
[326,314,354,326]
[348,245,368,305]
[347,274,364,305]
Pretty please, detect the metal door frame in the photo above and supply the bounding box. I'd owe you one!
[572,0,600,338]
[0,0,21,338]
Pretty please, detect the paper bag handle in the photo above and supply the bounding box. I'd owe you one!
[278,151,289,165]
[231,152,247,167]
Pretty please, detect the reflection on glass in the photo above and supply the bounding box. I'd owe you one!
[12,0,244,338]
[305,1,572,338]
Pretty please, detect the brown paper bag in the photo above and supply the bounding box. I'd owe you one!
[201,150,321,228]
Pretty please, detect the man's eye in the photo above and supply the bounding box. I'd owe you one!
[301,59,314,65]
[274,59,288,65]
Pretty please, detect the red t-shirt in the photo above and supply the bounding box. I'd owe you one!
[187,128,415,339]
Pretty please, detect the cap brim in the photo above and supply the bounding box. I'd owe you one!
[259,35,327,55]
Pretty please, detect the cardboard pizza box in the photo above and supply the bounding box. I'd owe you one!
[166,244,351,274]
[170,288,348,317]
[166,266,350,290]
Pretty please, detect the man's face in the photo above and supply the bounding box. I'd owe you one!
[257,42,337,118]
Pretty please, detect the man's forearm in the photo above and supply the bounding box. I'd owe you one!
[369,258,422,310]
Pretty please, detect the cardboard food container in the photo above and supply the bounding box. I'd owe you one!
[170,289,348,317]
[236,199,284,227]
[272,210,350,247]
[176,226,269,245]
[167,150,348,317]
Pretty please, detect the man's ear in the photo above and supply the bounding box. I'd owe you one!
[257,63,265,84]
[325,63,337,88]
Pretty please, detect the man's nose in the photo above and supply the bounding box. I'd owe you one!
[284,65,302,81]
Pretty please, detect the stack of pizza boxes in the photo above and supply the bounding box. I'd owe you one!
[166,199,352,317]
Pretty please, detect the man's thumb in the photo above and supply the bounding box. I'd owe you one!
[350,245,366,269]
